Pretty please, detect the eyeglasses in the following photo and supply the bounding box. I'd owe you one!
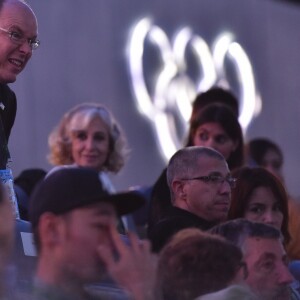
[0,27,40,50]
[181,175,237,189]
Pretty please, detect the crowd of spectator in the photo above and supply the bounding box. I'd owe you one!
[1,1,300,299]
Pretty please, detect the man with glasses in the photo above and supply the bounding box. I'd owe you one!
[0,0,39,168]
[149,146,234,252]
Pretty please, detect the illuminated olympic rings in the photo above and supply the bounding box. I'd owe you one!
[127,17,261,160]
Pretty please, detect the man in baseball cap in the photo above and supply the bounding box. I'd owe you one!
[28,167,157,300]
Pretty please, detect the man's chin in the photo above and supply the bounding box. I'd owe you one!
[274,288,291,300]
[0,73,17,84]
[260,288,291,300]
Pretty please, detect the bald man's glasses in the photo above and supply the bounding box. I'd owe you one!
[181,175,237,189]
[0,27,40,50]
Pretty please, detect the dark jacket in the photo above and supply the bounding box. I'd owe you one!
[0,83,17,168]
[149,206,217,253]
[0,83,17,141]
[147,168,170,235]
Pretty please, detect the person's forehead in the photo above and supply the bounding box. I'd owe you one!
[69,202,117,219]
[70,114,109,132]
[196,155,229,174]
[243,237,285,260]
[0,1,37,34]
[196,122,228,135]
[86,116,109,132]
[263,149,282,162]
[248,186,276,203]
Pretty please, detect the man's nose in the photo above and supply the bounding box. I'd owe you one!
[18,40,32,55]
[278,264,294,285]
[219,179,231,194]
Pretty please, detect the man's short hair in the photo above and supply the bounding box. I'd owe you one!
[166,146,225,199]
[157,228,243,300]
[210,218,282,249]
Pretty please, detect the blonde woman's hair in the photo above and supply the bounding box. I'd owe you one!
[48,103,129,173]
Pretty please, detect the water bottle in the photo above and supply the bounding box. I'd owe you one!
[0,166,20,219]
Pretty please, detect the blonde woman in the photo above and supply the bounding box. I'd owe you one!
[48,103,134,231]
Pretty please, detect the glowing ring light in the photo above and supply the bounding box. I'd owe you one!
[127,17,260,161]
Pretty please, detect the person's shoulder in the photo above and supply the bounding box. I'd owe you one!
[0,83,16,101]
[149,209,200,252]
[152,207,204,231]
[195,284,258,300]
[30,278,85,300]
[152,206,194,226]
[0,83,13,93]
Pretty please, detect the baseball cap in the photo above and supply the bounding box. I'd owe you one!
[29,167,145,228]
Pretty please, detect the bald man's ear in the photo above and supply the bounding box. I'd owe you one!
[172,179,187,201]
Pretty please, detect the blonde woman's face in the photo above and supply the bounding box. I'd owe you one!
[70,117,110,171]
